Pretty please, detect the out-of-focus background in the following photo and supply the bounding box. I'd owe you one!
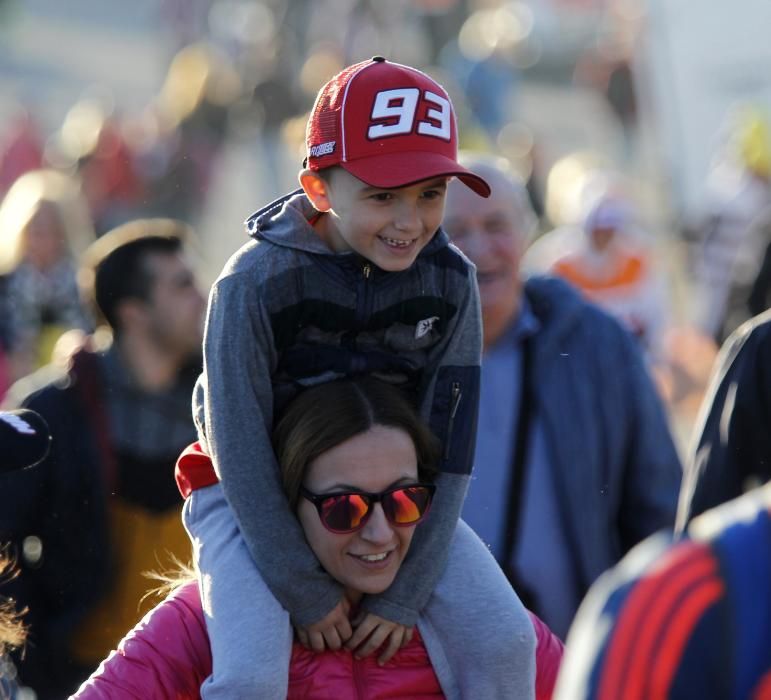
[2,2,771,697]
[2,0,771,450]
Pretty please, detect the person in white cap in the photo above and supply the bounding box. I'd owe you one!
[181,57,535,698]
[548,191,669,364]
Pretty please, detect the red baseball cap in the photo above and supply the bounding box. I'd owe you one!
[305,57,490,197]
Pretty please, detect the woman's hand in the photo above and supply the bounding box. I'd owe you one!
[346,612,414,665]
[295,598,352,652]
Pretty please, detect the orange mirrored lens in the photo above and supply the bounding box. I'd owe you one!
[321,493,370,531]
[387,487,430,524]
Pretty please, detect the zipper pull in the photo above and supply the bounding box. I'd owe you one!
[450,382,462,418]
[363,263,371,279]
[444,381,463,460]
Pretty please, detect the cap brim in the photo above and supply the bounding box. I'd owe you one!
[342,151,491,197]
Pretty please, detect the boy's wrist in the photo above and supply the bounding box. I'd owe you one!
[359,595,420,627]
[289,583,345,628]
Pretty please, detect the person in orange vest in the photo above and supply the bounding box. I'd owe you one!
[550,193,669,363]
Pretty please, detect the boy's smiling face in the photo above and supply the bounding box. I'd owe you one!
[301,168,449,272]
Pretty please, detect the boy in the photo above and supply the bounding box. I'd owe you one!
[183,57,534,697]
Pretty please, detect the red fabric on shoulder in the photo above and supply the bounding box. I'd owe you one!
[529,610,564,700]
[175,441,218,498]
[72,581,209,698]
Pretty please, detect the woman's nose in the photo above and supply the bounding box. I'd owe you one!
[360,504,394,543]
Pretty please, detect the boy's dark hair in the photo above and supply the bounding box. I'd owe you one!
[79,218,191,332]
[273,376,441,508]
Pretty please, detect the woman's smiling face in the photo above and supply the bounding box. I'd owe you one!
[297,425,420,601]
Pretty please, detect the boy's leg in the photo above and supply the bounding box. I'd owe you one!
[418,519,536,700]
[183,483,292,699]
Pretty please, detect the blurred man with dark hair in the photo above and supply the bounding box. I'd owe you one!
[0,218,205,698]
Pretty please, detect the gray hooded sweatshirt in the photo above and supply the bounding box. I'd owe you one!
[192,189,482,627]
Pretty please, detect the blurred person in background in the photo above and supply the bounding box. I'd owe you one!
[444,154,681,640]
[126,41,242,226]
[0,169,96,398]
[50,98,145,236]
[573,2,642,164]
[0,103,44,197]
[548,189,670,364]
[691,105,771,343]
[437,3,525,143]
[726,205,771,328]
[0,219,205,699]
[158,0,212,52]
[741,204,771,319]
[676,309,771,532]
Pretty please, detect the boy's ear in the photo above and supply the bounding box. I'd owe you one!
[299,169,332,212]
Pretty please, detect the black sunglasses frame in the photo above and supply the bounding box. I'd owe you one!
[300,482,436,534]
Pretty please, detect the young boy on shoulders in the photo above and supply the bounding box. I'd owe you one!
[180,56,535,698]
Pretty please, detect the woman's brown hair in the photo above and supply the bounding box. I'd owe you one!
[273,377,440,508]
[152,377,440,594]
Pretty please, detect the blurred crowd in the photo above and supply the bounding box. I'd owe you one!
[1,0,771,698]
[4,0,770,415]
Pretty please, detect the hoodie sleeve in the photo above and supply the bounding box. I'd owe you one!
[194,269,342,626]
[363,257,482,624]
[70,583,209,699]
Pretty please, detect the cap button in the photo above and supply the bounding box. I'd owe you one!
[371,56,386,62]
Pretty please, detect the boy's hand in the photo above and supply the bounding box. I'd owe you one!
[295,598,352,652]
[346,612,414,665]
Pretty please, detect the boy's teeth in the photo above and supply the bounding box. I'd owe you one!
[359,553,388,562]
[383,237,411,247]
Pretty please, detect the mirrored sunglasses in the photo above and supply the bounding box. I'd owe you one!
[300,483,436,534]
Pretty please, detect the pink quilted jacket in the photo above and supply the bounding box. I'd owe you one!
[72,582,562,699]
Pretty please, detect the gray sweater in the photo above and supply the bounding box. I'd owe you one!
[193,190,482,626]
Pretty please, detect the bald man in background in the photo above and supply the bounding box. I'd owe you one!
[444,155,681,639]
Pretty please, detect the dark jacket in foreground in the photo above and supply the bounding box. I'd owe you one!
[677,309,771,530]
[556,482,771,699]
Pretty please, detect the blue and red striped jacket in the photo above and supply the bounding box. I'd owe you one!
[556,484,771,699]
